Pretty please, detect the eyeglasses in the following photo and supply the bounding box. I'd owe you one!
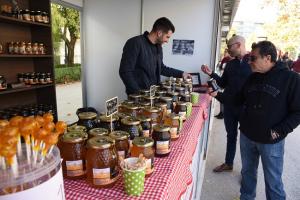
[227,42,239,48]
[250,55,257,62]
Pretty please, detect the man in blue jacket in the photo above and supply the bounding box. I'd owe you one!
[119,17,191,95]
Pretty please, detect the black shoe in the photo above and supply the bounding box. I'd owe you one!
[215,113,224,119]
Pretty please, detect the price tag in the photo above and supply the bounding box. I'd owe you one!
[105,96,118,117]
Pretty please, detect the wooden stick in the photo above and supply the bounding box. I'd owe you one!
[17,136,22,157]
[0,156,6,170]
[110,115,113,133]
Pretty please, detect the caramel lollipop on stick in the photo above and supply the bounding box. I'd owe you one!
[9,116,24,157]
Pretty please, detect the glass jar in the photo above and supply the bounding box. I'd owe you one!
[23,73,30,84]
[17,73,24,83]
[132,137,155,176]
[0,75,7,90]
[19,42,26,54]
[13,42,19,54]
[142,106,162,125]
[8,42,14,54]
[174,101,187,121]
[122,103,140,117]
[128,94,142,104]
[137,115,151,137]
[59,131,88,179]
[109,130,130,161]
[164,113,180,141]
[46,72,52,83]
[29,72,36,85]
[35,11,43,22]
[120,116,141,147]
[67,125,87,133]
[139,100,151,108]
[143,95,156,104]
[42,12,49,23]
[30,11,35,22]
[22,9,30,21]
[162,84,172,93]
[86,136,119,188]
[152,124,171,157]
[98,115,119,132]
[159,96,173,114]
[26,42,32,54]
[32,42,39,54]
[180,94,191,102]
[39,73,46,84]
[89,127,109,139]
[38,43,45,54]
[155,102,168,121]
[77,112,97,131]
[175,86,185,96]
[0,43,3,54]
[114,112,129,130]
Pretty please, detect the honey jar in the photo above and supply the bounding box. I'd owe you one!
[88,127,109,138]
[174,101,187,121]
[143,95,156,104]
[77,112,97,131]
[128,94,143,104]
[122,103,140,117]
[86,136,119,188]
[159,96,173,114]
[60,131,88,179]
[155,102,168,121]
[139,101,151,108]
[152,125,171,157]
[67,125,87,133]
[98,114,119,132]
[164,114,180,141]
[142,106,162,124]
[118,100,134,113]
[132,137,155,176]
[109,131,130,161]
[137,115,151,137]
[120,116,141,146]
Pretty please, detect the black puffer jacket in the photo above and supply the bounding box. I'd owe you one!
[239,62,300,144]
[119,31,183,95]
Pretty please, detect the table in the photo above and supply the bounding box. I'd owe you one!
[64,94,211,200]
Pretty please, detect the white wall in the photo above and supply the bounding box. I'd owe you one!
[58,0,83,7]
[143,0,216,83]
[83,0,141,111]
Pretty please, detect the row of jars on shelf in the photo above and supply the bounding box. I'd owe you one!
[7,42,46,55]
[17,72,52,85]
[0,75,7,90]
[0,5,49,24]
[0,104,55,120]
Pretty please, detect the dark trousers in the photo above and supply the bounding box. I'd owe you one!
[223,105,240,166]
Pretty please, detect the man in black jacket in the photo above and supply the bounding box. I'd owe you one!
[201,35,252,172]
[119,17,191,95]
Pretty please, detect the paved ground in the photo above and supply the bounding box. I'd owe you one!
[200,101,300,200]
[55,82,83,124]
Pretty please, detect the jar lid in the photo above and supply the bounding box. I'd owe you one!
[143,106,160,113]
[87,136,115,149]
[167,92,179,96]
[155,102,167,108]
[99,114,118,122]
[143,95,155,100]
[133,137,154,147]
[121,100,134,105]
[140,89,150,94]
[78,112,97,120]
[167,113,180,120]
[163,85,172,89]
[67,125,87,132]
[109,130,129,140]
[137,115,151,122]
[62,131,88,143]
[124,103,140,110]
[153,124,170,132]
[160,96,172,102]
[156,90,166,94]
[177,101,187,106]
[115,112,129,119]
[121,116,140,125]
[175,86,185,91]
[89,128,109,137]
[128,94,142,98]
[139,101,151,107]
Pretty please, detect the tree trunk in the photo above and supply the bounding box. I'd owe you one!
[65,35,77,66]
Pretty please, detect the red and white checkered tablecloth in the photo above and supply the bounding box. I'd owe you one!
[64,97,211,200]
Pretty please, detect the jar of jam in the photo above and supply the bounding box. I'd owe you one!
[152,125,171,157]
[89,127,109,138]
[114,112,129,129]
[120,116,141,147]
[13,42,19,54]
[67,125,87,133]
[0,75,7,90]
[19,42,26,54]
[142,106,162,125]
[8,42,14,54]
[137,115,151,137]
[35,11,43,22]
[22,9,30,21]
[159,96,173,114]
[39,73,46,84]
[24,73,30,84]
[122,103,140,117]
[0,43,3,54]
[26,42,32,54]
[38,43,45,54]
[164,113,180,141]
[139,89,150,96]
[98,114,119,132]
[30,11,35,21]
[18,10,23,20]
[155,102,168,121]
[46,72,52,83]
[42,12,49,23]
[139,101,151,108]
[29,73,36,85]
[77,112,97,131]
[128,94,142,104]
[32,42,39,54]
[174,101,187,121]
[86,136,119,188]
[109,130,130,161]
[60,131,88,179]
[132,137,154,176]
[17,73,24,83]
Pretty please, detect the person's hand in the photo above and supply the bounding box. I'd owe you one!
[207,87,218,97]
[201,64,212,75]
[182,72,192,80]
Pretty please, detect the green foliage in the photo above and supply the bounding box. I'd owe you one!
[54,65,81,84]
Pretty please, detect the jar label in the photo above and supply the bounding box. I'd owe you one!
[93,168,119,186]
[118,151,125,160]
[145,158,154,174]
[156,141,170,155]
[142,130,150,137]
[170,127,179,139]
[66,160,85,177]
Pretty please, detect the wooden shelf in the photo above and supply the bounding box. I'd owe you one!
[0,84,54,95]
[0,15,51,27]
[0,54,53,58]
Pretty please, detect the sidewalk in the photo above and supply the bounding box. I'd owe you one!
[200,102,300,200]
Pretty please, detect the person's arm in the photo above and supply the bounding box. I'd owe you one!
[119,38,141,94]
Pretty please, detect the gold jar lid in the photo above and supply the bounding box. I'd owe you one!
[137,115,151,122]
[128,94,142,99]
[115,112,130,119]
[143,95,155,101]
[133,137,154,147]
[139,101,151,107]
[124,103,140,110]
[62,131,88,143]
[121,116,140,126]
[153,124,170,132]
[140,89,150,95]
[99,115,119,122]
[87,136,115,149]
[177,101,187,106]
[120,100,134,106]
[160,96,173,102]
[167,91,179,96]
[143,106,161,113]
[154,85,160,90]
[89,128,109,137]
[109,130,129,140]
[67,125,87,132]
[78,112,97,120]
[156,90,166,95]
[155,102,167,108]
[162,85,172,89]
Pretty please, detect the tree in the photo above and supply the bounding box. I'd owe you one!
[51,4,80,65]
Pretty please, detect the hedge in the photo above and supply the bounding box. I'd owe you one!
[54,64,81,84]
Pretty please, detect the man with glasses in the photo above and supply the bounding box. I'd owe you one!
[201,35,252,172]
